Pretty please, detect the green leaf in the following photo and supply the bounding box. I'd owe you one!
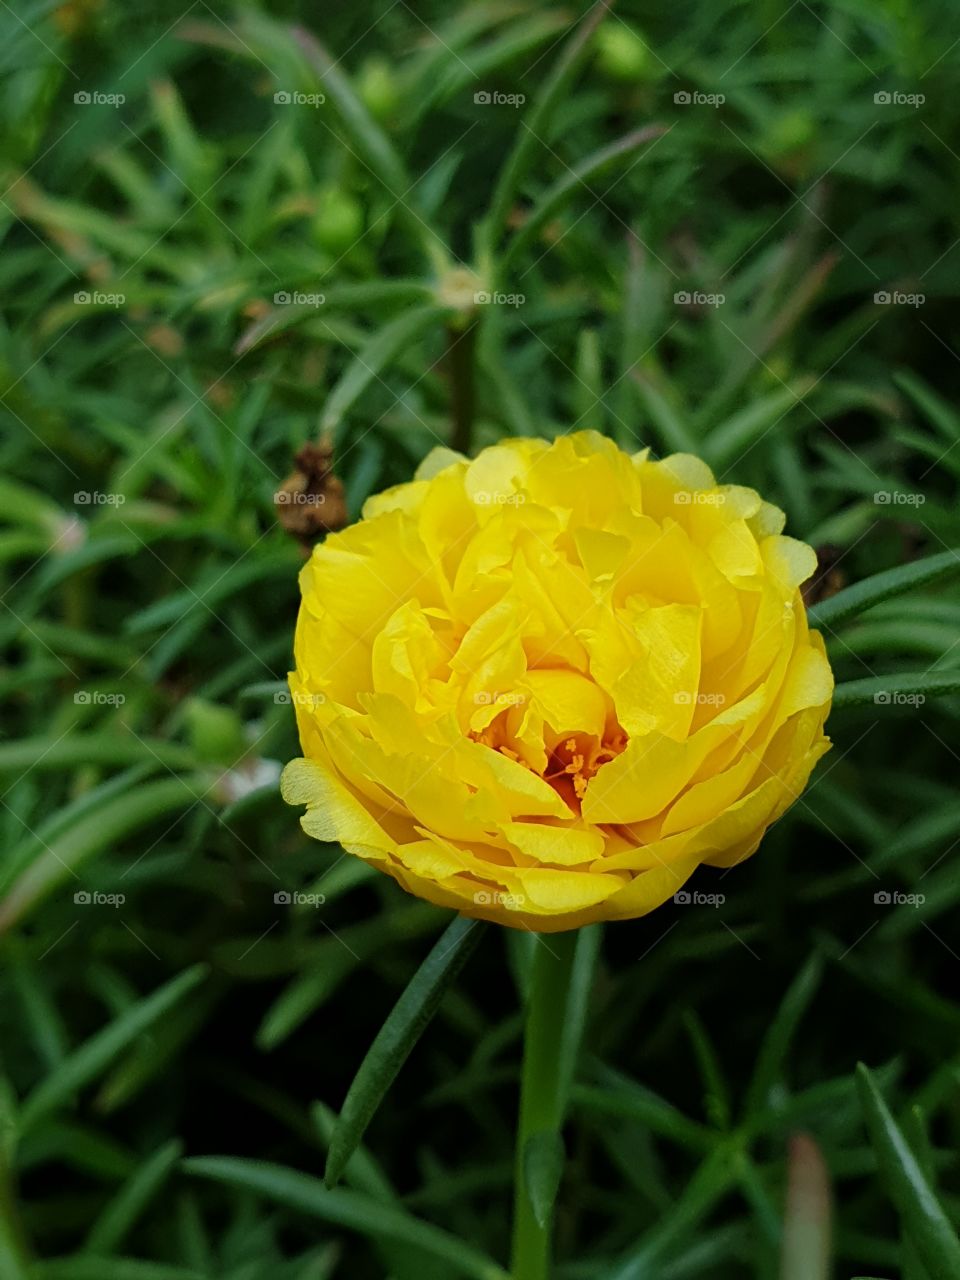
[779,1133,831,1280]
[0,735,197,775]
[19,967,209,1133]
[557,924,601,1112]
[523,1130,564,1230]
[0,1149,30,1280]
[808,549,960,631]
[34,1262,205,1280]
[84,1139,182,1254]
[745,954,823,1117]
[184,1157,508,1280]
[705,380,814,471]
[573,1073,713,1152]
[310,1101,395,1202]
[0,776,210,931]
[325,915,485,1187]
[483,0,614,253]
[894,370,960,443]
[606,1144,736,1279]
[500,126,669,275]
[631,372,699,454]
[856,1063,960,1280]
[234,280,433,355]
[291,25,447,268]
[831,671,960,710]
[320,304,448,440]
[682,1009,731,1130]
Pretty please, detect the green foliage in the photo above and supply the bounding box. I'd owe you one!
[2,0,960,1276]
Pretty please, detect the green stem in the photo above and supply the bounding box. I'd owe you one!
[448,319,477,456]
[0,1166,31,1280]
[510,930,579,1280]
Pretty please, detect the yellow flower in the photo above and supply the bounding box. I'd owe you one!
[282,432,832,931]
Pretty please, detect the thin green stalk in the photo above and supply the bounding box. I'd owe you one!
[0,1168,31,1280]
[448,320,478,456]
[510,930,579,1280]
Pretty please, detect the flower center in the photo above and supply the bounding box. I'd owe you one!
[471,715,627,813]
[543,730,627,808]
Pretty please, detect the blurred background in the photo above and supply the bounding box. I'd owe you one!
[2,1,960,1276]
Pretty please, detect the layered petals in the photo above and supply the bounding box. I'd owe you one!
[283,432,833,930]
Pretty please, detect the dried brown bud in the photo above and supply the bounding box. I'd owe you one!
[802,545,847,607]
[274,440,348,547]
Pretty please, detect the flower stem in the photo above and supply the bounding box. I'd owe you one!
[510,929,579,1280]
[447,318,477,456]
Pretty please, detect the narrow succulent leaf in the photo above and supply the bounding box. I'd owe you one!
[20,967,209,1132]
[832,671,960,709]
[856,1063,960,1280]
[325,915,485,1187]
[184,1157,509,1280]
[808,549,960,630]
